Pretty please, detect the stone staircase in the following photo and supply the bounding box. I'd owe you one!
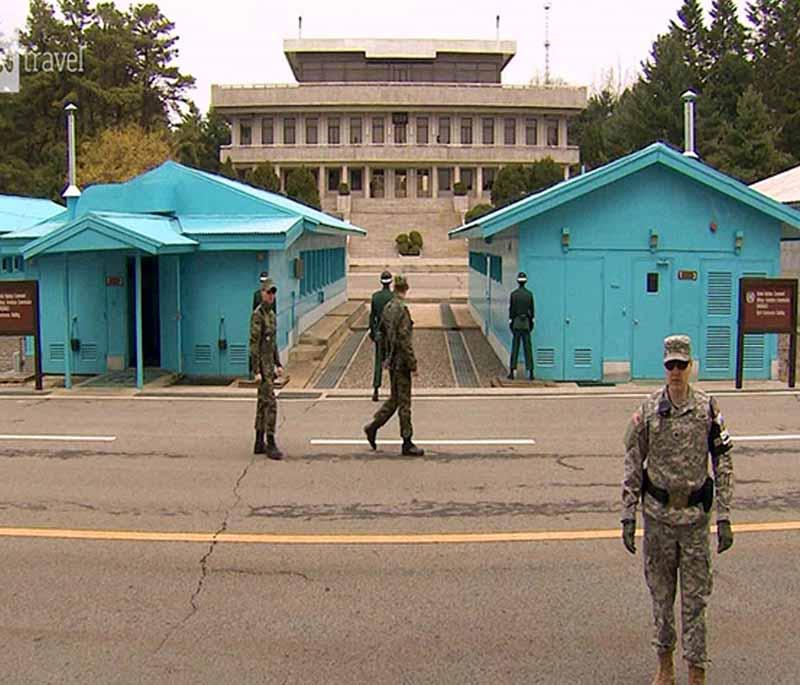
[348,198,466,259]
[288,301,365,365]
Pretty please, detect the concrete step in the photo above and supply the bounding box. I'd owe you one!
[289,344,327,363]
[349,258,467,273]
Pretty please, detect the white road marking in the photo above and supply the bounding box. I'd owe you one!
[0,434,116,442]
[735,434,800,442]
[310,438,536,446]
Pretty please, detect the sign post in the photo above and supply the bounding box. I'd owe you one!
[736,277,798,389]
[0,280,43,390]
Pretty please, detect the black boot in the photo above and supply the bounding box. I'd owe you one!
[364,424,378,450]
[253,430,265,455]
[402,439,424,456]
[372,388,379,402]
[266,434,284,461]
[528,369,534,381]
[507,369,515,380]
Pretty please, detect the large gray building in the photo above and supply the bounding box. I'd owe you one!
[212,39,587,257]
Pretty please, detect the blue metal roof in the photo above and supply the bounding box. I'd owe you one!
[178,215,302,235]
[0,196,64,233]
[449,143,800,240]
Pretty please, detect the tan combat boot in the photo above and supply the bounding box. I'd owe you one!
[688,664,706,685]
[652,650,675,685]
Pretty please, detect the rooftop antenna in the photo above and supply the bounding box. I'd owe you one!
[496,14,500,42]
[544,2,552,85]
[298,15,302,39]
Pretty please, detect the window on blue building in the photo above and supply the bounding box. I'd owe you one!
[490,255,502,283]
[1,257,12,273]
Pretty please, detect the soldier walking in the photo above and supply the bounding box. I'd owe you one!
[250,277,284,460]
[621,335,734,685]
[508,271,535,380]
[363,275,424,456]
[369,270,393,402]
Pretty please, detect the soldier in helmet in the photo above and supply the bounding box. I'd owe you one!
[508,271,535,380]
[363,274,424,456]
[250,277,284,460]
[369,270,393,402]
[621,335,735,685]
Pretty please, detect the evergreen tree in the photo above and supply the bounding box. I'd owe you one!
[491,164,529,208]
[174,105,230,173]
[246,161,280,193]
[707,85,793,183]
[219,156,238,180]
[570,89,618,169]
[526,158,564,193]
[285,167,320,209]
[670,0,708,88]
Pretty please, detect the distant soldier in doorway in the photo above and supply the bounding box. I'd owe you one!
[369,270,393,402]
[508,271,535,380]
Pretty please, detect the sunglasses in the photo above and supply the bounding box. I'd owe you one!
[664,360,689,371]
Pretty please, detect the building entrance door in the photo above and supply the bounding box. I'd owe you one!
[632,259,673,378]
[127,256,161,368]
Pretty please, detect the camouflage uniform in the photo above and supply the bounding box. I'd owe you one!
[622,371,734,666]
[370,292,417,439]
[250,299,281,436]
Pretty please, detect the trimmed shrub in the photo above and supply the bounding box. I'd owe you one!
[453,181,468,196]
[464,203,494,223]
[408,230,423,248]
[338,181,350,195]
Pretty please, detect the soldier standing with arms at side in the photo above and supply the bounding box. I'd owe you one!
[250,277,284,460]
[621,335,734,685]
[508,271,535,380]
[363,275,424,456]
[250,272,274,378]
[369,270,393,402]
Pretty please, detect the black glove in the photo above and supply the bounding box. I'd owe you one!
[622,519,636,555]
[717,520,734,554]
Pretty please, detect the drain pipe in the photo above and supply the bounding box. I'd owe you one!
[63,103,81,217]
[681,90,698,159]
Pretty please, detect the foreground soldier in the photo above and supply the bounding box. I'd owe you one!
[621,335,734,685]
[363,275,424,456]
[369,270,393,402]
[250,278,284,460]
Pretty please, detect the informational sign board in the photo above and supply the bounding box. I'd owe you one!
[736,278,798,389]
[0,280,43,389]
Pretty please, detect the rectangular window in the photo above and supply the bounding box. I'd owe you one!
[417,117,429,144]
[416,168,431,197]
[371,168,385,198]
[395,169,408,198]
[305,118,318,145]
[482,117,494,145]
[525,118,538,146]
[647,272,659,293]
[504,117,516,145]
[547,119,559,146]
[460,117,473,144]
[1,256,12,273]
[349,168,363,191]
[461,168,474,191]
[482,167,496,192]
[284,117,296,144]
[328,118,340,145]
[372,117,385,144]
[261,118,274,145]
[13,256,23,272]
[393,122,407,144]
[438,167,452,192]
[490,255,503,283]
[350,117,362,144]
[327,168,341,192]
[438,117,451,144]
[240,121,252,146]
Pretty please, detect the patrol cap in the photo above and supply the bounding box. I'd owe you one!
[517,272,528,283]
[259,271,269,283]
[260,277,277,293]
[393,274,409,291]
[380,270,393,285]
[663,335,691,362]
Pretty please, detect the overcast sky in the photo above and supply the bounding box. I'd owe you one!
[2,0,750,113]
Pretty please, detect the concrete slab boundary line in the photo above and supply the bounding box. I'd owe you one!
[444,328,458,388]
[459,329,482,387]
[0,521,797,546]
[335,327,370,389]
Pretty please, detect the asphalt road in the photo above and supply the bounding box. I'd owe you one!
[1,391,799,683]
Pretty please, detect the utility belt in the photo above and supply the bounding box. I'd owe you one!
[642,470,714,513]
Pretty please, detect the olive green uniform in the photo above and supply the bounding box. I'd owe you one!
[249,303,281,436]
[369,296,416,439]
[369,286,393,391]
[509,285,535,376]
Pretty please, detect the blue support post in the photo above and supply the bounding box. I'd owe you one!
[135,254,144,390]
[176,255,182,375]
[64,254,72,389]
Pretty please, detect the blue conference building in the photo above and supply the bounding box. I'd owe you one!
[0,162,364,386]
[450,143,800,381]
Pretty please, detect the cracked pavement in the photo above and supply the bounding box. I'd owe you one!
[1,392,799,683]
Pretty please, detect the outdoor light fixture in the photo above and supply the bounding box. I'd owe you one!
[561,227,570,252]
[734,230,744,254]
[649,229,659,252]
